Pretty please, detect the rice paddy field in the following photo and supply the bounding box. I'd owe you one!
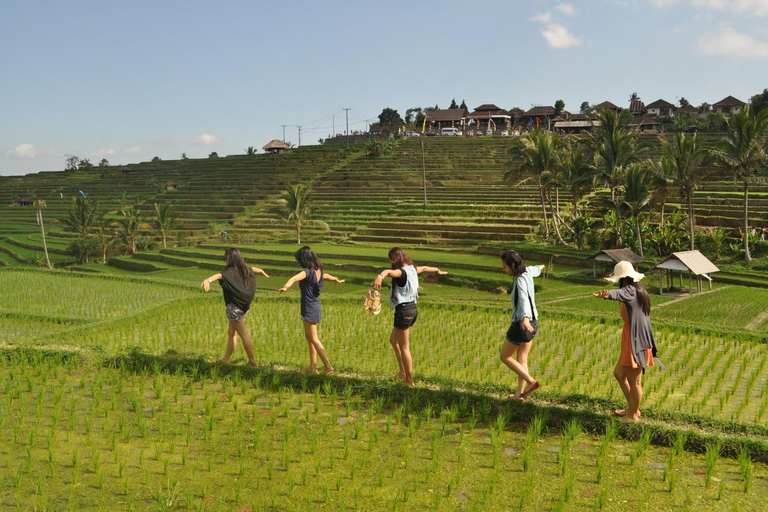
[2,243,768,510]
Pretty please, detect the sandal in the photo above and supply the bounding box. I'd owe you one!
[300,367,319,375]
[520,381,540,399]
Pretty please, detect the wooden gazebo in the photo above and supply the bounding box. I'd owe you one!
[262,140,290,154]
[650,250,719,294]
[590,249,644,277]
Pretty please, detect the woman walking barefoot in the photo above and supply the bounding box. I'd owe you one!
[499,250,544,401]
[371,247,447,386]
[279,246,344,374]
[201,248,269,367]
[593,261,662,421]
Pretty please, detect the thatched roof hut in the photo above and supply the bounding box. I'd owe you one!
[262,140,290,154]
[650,250,719,294]
[590,249,644,276]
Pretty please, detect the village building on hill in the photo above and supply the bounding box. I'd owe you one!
[465,104,511,134]
[424,108,465,131]
[645,99,676,117]
[712,95,745,116]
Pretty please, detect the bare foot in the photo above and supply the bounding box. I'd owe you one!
[615,409,641,418]
[324,367,334,375]
[508,394,525,402]
[247,361,259,368]
[301,366,319,375]
[620,414,640,421]
[389,373,405,382]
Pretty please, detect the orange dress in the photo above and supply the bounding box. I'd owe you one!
[619,303,654,368]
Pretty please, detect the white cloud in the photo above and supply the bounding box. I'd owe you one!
[193,133,220,145]
[531,12,552,22]
[698,24,768,58]
[91,148,116,158]
[649,0,679,6]
[691,0,768,16]
[541,23,583,48]
[555,3,576,15]
[124,146,141,154]
[5,144,37,159]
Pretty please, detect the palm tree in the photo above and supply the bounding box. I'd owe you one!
[151,203,179,249]
[276,184,327,244]
[710,106,768,263]
[62,197,99,263]
[558,138,594,217]
[661,132,709,250]
[506,129,562,241]
[117,207,145,254]
[245,146,257,156]
[588,109,640,203]
[33,198,52,269]
[620,165,654,257]
[93,217,119,263]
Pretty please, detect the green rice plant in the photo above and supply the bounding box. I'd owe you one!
[631,429,652,465]
[593,487,608,511]
[704,440,722,488]
[526,412,547,444]
[738,445,752,492]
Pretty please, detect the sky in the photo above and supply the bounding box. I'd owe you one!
[2,0,768,176]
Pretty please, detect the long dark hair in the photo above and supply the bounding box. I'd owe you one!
[295,246,322,270]
[501,250,526,276]
[619,277,650,316]
[388,247,414,269]
[224,248,251,289]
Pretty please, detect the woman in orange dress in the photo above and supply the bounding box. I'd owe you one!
[594,261,661,421]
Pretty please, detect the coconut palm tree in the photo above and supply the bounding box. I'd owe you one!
[558,138,594,217]
[33,198,52,269]
[661,132,709,250]
[506,128,562,240]
[620,165,654,257]
[710,105,768,263]
[151,203,179,249]
[245,146,257,156]
[276,184,327,244]
[588,109,640,203]
[117,207,145,254]
[93,217,119,263]
[62,197,99,263]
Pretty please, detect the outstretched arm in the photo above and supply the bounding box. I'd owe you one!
[201,273,223,292]
[279,271,307,293]
[251,267,270,278]
[324,273,345,284]
[372,268,403,289]
[416,265,448,275]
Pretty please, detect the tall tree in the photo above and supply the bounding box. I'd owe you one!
[579,101,593,114]
[117,207,145,254]
[378,108,404,126]
[710,105,768,263]
[276,184,328,244]
[460,99,469,116]
[620,165,654,257]
[151,203,179,249]
[558,138,594,217]
[554,99,565,116]
[662,132,709,250]
[505,129,563,241]
[62,197,99,263]
[93,217,119,263]
[588,109,640,202]
[449,98,458,109]
[749,88,768,115]
[33,199,52,269]
[678,97,690,108]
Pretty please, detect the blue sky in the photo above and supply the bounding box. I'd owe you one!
[2,0,767,176]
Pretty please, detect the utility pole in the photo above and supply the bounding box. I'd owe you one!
[332,116,335,137]
[281,125,287,143]
[343,108,351,148]
[296,126,302,147]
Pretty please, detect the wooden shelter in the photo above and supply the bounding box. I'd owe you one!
[262,139,290,154]
[424,108,465,130]
[651,250,719,294]
[12,196,33,207]
[590,248,644,277]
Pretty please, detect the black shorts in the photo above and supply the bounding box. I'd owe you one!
[506,319,538,345]
[393,302,418,330]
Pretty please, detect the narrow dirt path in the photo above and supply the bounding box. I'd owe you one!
[746,309,768,330]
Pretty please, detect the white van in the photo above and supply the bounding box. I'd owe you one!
[441,127,461,136]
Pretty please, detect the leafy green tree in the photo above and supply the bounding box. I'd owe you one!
[117,207,146,254]
[65,155,79,171]
[208,152,219,158]
[449,98,458,109]
[378,108,404,126]
[276,184,328,244]
[151,156,161,162]
[33,199,52,269]
[749,88,768,115]
[559,139,594,217]
[710,105,768,263]
[554,99,565,116]
[99,158,109,167]
[661,132,709,250]
[93,217,119,263]
[588,109,640,202]
[678,97,690,108]
[78,158,93,169]
[151,203,180,249]
[579,102,593,114]
[460,99,469,116]
[181,153,188,160]
[62,197,100,263]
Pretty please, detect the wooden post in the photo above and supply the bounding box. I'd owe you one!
[659,269,663,295]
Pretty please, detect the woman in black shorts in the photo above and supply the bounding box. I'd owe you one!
[279,246,344,374]
[372,247,447,386]
[201,248,270,366]
[499,250,544,401]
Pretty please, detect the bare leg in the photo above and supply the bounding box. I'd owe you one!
[389,328,405,381]
[303,321,332,372]
[392,327,413,386]
[613,361,631,415]
[514,341,533,398]
[624,367,643,420]
[222,321,238,363]
[500,340,535,392]
[231,320,258,367]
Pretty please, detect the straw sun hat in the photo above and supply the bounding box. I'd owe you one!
[605,260,644,283]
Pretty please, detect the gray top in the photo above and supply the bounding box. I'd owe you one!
[299,268,323,323]
[607,285,662,370]
[511,266,541,322]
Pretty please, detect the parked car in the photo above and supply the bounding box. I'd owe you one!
[424,131,438,137]
[501,130,509,136]
[441,127,461,136]
[405,131,420,137]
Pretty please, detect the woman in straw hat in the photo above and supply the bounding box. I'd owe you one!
[593,260,662,420]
